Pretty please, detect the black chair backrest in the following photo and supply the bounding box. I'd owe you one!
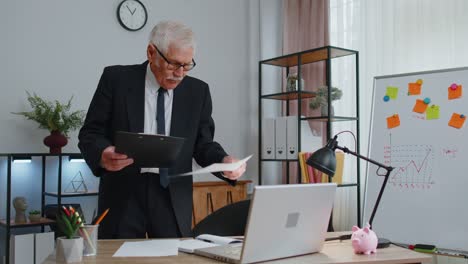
[192,199,250,237]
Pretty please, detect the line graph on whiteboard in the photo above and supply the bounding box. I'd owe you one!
[383,140,436,189]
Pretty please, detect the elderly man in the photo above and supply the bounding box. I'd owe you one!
[78,20,246,239]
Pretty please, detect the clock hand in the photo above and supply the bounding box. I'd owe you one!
[126,5,133,15]
[131,8,136,15]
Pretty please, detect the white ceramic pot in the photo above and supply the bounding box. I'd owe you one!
[56,236,83,263]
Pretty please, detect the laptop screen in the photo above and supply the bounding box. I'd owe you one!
[240,183,337,263]
[194,183,337,263]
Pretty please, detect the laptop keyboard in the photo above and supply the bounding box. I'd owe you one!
[223,245,242,257]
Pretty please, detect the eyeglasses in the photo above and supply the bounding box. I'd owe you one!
[153,45,196,71]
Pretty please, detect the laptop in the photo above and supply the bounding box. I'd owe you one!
[194,183,337,263]
[114,131,185,167]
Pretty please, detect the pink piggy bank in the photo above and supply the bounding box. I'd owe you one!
[351,223,378,255]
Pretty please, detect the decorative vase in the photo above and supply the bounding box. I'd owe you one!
[43,130,68,154]
[286,74,305,91]
[56,236,83,263]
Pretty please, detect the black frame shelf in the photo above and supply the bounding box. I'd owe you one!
[301,116,358,122]
[44,192,98,198]
[258,45,361,228]
[261,91,317,100]
[261,159,299,162]
[260,46,358,67]
[0,152,91,263]
[0,218,55,228]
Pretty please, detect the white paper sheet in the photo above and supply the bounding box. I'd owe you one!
[113,239,180,257]
[177,155,252,176]
[178,239,218,253]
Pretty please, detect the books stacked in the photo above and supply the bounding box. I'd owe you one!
[298,151,344,184]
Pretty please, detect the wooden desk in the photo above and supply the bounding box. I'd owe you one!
[44,233,431,263]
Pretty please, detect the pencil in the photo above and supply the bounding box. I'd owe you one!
[93,208,110,225]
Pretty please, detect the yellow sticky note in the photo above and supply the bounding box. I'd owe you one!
[448,113,466,129]
[413,99,429,113]
[387,114,400,129]
[386,86,399,99]
[426,105,440,120]
[408,83,422,95]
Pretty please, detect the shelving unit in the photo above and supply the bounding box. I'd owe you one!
[258,46,361,226]
[0,153,98,263]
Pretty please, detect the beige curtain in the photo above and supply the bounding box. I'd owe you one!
[282,0,330,183]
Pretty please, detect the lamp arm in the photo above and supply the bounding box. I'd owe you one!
[334,146,392,171]
[334,145,393,228]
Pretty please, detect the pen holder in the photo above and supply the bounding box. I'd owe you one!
[79,224,99,256]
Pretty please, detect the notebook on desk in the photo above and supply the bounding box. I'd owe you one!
[194,183,337,264]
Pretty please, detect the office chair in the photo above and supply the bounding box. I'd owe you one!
[192,199,250,237]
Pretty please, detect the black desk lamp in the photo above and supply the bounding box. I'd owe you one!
[306,135,393,248]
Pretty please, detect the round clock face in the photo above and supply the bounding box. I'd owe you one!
[117,0,148,31]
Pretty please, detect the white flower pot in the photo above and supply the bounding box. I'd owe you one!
[56,236,83,263]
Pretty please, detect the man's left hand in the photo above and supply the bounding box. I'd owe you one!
[222,156,246,180]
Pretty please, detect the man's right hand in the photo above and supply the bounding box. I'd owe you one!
[100,146,134,171]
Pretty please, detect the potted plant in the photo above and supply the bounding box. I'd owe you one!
[56,206,84,263]
[12,91,85,154]
[28,210,41,222]
[309,86,343,116]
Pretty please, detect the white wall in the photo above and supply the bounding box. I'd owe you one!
[259,0,284,185]
[1,0,264,183]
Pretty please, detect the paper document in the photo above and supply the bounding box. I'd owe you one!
[179,235,243,253]
[177,155,252,176]
[178,239,218,253]
[113,239,179,257]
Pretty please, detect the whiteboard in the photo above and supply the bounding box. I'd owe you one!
[364,67,468,252]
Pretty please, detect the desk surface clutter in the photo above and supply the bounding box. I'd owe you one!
[44,232,431,264]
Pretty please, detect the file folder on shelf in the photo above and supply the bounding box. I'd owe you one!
[275,117,287,159]
[286,116,298,160]
[262,118,276,159]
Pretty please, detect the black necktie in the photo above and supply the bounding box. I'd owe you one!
[157,88,169,188]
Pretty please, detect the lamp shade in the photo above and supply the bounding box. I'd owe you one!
[306,146,336,176]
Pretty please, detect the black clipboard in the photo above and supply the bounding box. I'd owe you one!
[114,131,185,168]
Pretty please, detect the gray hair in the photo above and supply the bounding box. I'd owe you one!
[149,20,196,55]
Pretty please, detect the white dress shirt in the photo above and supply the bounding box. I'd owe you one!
[141,65,173,173]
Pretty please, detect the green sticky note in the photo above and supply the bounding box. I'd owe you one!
[386,86,399,99]
[426,105,440,120]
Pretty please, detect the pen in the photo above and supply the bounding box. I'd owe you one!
[93,208,110,225]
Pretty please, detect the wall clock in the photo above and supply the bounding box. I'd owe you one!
[117,0,148,31]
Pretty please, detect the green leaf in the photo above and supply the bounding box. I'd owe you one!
[11,91,86,136]
[60,213,75,239]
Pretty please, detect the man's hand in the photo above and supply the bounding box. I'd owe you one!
[222,155,246,180]
[100,146,134,171]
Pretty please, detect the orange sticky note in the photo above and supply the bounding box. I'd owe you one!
[413,99,428,113]
[387,114,400,129]
[408,83,421,95]
[448,113,466,129]
[448,85,462,100]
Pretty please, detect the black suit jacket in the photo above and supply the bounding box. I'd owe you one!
[78,61,235,237]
